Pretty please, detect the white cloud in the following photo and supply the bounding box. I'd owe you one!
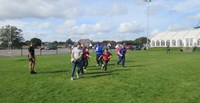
[69,22,113,35]
[167,24,189,31]
[118,22,144,33]
[186,13,200,20]
[151,29,160,36]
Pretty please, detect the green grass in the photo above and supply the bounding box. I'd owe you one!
[1,51,200,103]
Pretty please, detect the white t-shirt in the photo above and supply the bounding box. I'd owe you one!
[72,47,83,60]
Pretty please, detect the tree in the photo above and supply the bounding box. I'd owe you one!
[0,25,24,49]
[30,38,42,47]
[66,38,73,48]
[52,41,58,46]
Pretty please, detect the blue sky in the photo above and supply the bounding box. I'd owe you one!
[0,0,200,42]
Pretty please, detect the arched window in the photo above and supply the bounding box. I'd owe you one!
[178,39,183,46]
[197,39,200,45]
[166,40,170,46]
[161,40,165,46]
[172,40,176,46]
[151,41,155,46]
[156,40,160,46]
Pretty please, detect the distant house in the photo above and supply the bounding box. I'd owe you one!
[78,39,93,47]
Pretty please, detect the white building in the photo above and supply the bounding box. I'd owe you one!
[150,29,200,47]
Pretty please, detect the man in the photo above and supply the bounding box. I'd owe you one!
[70,42,83,80]
[95,42,103,66]
[28,42,37,74]
[116,44,126,68]
[167,44,170,54]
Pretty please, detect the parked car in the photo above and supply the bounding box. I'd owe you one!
[45,45,57,50]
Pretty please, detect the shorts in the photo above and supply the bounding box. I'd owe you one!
[29,57,35,62]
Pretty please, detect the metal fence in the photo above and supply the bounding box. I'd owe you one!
[0,48,72,57]
[0,48,116,57]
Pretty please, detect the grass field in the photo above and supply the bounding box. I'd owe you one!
[0,50,200,103]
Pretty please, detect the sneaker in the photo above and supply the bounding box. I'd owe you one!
[76,73,80,79]
[31,71,37,74]
[96,64,99,66]
[84,69,87,72]
[71,77,74,81]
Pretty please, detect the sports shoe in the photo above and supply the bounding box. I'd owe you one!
[96,64,99,66]
[71,77,74,81]
[84,69,87,72]
[31,71,37,74]
[76,73,80,79]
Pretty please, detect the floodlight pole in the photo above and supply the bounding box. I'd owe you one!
[146,0,151,49]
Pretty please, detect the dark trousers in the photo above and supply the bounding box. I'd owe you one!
[167,49,170,54]
[102,60,109,71]
[71,60,81,77]
[83,59,88,69]
[117,56,125,67]
[96,54,103,65]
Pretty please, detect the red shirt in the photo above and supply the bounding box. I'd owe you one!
[103,52,112,61]
[83,51,89,59]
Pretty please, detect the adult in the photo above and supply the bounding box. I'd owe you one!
[116,44,126,68]
[70,42,83,80]
[167,44,170,54]
[28,42,37,74]
[95,42,103,66]
[115,44,121,62]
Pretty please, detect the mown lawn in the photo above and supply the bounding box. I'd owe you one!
[0,50,200,103]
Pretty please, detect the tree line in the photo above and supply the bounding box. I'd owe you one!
[0,25,149,49]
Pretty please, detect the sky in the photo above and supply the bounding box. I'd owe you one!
[0,0,200,42]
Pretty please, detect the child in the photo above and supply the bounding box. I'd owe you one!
[82,48,92,71]
[99,48,112,71]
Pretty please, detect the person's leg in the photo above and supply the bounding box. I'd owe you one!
[79,60,84,74]
[105,60,108,71]
[29,61,32,73]
[71,62,77,77]
[32,59,36,72]
[96,54,99,65]
[116,56,122,65]
[84,59,88,69]
[99,56,103,65]
[122,56,125,67]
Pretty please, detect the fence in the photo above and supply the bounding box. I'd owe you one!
[0,48,71,57]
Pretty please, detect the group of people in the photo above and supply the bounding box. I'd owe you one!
[27,42,127,81]
[70,42,127,81]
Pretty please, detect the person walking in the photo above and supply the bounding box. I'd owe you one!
[28,42,37,74]
[116,44,126,68]
[95,42,103,66]
[167,44,170,54]
[70,42,83,80]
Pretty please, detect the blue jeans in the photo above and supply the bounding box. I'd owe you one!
[96,54,103,65]
[117,56,125,67]
[71,60,81,77]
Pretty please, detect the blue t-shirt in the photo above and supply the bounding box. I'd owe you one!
[120,48,126,56]
[96,45,103,55]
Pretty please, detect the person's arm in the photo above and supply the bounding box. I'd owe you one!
[117,50,122,57]
[98,55,103,60]
[86,54,92,58]
[108,53,112,58]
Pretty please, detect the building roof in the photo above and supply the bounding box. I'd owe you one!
[151,29,200,40]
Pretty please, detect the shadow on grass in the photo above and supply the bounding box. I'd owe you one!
[83,72,119,78]
[39,70,68,74]
[124,64,145,68]
[16,58,27,61]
